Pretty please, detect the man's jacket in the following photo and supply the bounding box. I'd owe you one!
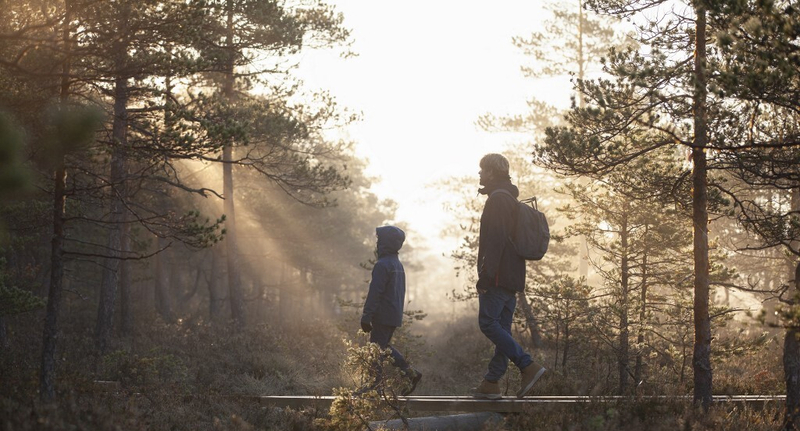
[361,226,406,327]
[477,181,526,292]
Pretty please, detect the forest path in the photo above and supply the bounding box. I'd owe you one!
[258,394,785,413]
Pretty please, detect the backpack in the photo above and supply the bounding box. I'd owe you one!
[490,189,550,261]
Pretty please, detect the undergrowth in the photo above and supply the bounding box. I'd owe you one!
[0,308,788,430]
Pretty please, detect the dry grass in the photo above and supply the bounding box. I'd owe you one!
[0,305,789,430]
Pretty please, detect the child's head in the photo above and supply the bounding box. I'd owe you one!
[375,225,405,256]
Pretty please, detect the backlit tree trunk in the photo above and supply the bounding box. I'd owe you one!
[618,203,630,395]
[634,229,649,386]
[518,292,543,349]
[119,225,133,335]
[691,4,713,411]
[155,236,175,323]
[785,188,800,430]
[40,0,72,402]
[95,2,131,353]
[209,246,224,322]
[785,263,800,430]
[222,0,245,326]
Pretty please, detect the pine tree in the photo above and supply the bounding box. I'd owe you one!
[183,0,353,326]
[538,0,800,409]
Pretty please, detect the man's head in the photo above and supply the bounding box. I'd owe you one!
[479,153,510,185]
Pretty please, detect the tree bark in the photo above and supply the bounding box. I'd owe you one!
[785,188,800,430]
[223,0,245,326]
[40,1,72,402]
[208,246,224,322]
[41,162,67,403]
[95,9,131,352]
[0,315,7,349]
[619,203,630,395]
[119,224,133,335]
[576,0,591,281]
[691,5,713,411]
[154,236,175,323]
[517,291,543,348]
[562,307,571,374]
[634,230,649,386]
[785,263,800,430]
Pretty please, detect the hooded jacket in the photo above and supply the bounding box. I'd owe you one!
[477,180,526,292]
[361,226,406,327]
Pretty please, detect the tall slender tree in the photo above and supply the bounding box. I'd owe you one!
[1,0,224,397]
[187,0,352,326]
[706,3,800,423]
[535,0,749,408]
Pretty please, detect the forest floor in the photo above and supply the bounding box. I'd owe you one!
[0,306,788,431]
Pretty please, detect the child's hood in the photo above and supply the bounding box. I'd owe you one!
[376,226,405,257]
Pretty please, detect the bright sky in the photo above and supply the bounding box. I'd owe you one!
[296,0,574,249]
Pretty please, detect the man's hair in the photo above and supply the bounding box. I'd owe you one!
[480,153,510,176]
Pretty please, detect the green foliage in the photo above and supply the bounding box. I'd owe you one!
[0,285,44,318]
[0,113,30,196]
[41,105,105,168]
[319,336,413,431]
[504,399,782,431]
[512,0,628,79]
[0,257,44,317]
[532,275,595,361]
[173,210,225,248]
[100,348,189,388]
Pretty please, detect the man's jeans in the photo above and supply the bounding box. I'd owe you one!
[479,287,533,382]
[370,322,410,371]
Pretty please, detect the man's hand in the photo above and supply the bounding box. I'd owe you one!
[476,274,492,294]
[361,321,372,333]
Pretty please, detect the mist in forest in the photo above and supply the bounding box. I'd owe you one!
[2,0,799,430]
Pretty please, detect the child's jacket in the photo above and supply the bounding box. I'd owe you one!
[361,226,406,327]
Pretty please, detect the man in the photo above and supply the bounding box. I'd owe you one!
[473,153,546,399]
[360,226,422,396]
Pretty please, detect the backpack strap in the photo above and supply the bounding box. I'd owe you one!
[489,188,517,202]
[488,189,520,245]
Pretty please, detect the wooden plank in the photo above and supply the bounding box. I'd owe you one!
[369,412,504,431]
[259,395,786,413]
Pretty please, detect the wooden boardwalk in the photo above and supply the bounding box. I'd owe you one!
[259,395,786,413]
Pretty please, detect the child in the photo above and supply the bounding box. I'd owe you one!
[360,225,422,395]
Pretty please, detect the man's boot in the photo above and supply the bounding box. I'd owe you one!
[472,379,502,400]
[517,363,546,398]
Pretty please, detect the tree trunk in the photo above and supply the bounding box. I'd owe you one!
[517,291,543,348]
[562,309,570,375]
[222,146,245,325]
[785,263,800,430]
[41,162,67,403]
[95,23,130,353]
[553,313,561,370]
[0,315,7,349]
[119,223,133,336]
[208,246,224,322]
[155,236,175,323]
[785,188,800,429]
[223,0,245,326]
[576,0,591,281]
[618,204,630,395]
[634,233,649,386]
[691,5,713,411]
[40,2,72,402]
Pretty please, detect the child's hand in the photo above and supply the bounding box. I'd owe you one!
[361,321,372,333]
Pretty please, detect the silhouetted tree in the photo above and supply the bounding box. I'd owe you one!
[188,0,352,326]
